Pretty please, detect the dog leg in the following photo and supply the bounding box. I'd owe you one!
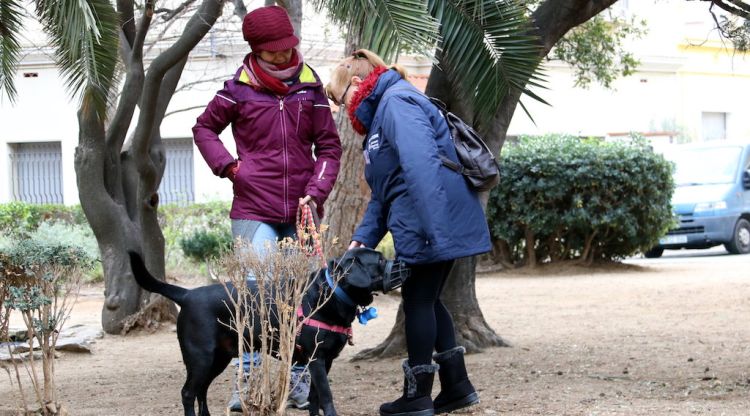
[308,358,337,416]
[182,360,218,416]
[181,381,198,416]
[197,389,210,416]
[308,375,320,416]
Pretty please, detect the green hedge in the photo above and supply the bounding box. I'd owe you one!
[159,201,231,270]
[486,134,675,265]
[0,202,86,237]
[0,201,233,277]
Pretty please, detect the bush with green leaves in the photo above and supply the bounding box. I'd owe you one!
[0,202,86,238]
[487,134,674,265]
[160,201,231,269]
[1,236,95,414]
[180,228,233,264]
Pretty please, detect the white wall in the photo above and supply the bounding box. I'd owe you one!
[0,64,80,203]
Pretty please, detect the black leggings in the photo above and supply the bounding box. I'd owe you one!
[401,260,457,366]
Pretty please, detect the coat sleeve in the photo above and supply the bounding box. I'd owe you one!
[192,81,239,177]
[352,195,388,248]
[304,86,342,204]
[380,95,443,239]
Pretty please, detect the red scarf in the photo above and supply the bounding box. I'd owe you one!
[247,49,302,95]
[347,66,388,135]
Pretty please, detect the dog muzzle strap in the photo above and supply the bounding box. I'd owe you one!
[325,268,356,307]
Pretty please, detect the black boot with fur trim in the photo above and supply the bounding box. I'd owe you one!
[432,346,480,414]
[379,360,439,416]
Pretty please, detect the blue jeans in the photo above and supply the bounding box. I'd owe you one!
[231,219,297,370]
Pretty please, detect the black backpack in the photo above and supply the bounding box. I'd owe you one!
[429,98,500,192]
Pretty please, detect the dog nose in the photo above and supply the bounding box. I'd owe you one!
[104,294,120,310]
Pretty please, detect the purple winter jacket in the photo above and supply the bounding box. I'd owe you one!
[192,62,341,223]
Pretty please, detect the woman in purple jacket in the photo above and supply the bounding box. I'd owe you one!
[192,6,341,412]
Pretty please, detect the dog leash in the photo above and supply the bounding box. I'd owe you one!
[296,203,326,269]
[295,204,356,346]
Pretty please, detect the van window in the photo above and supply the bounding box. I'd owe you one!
[666,146,742,186]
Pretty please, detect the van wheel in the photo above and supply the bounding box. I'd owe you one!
[644,247,664,258]
[724,218,750,254]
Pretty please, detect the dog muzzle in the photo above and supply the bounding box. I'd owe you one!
[379,259,410,293]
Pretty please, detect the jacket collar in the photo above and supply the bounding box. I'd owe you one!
[234,59,320,94]
[352,69,403,133]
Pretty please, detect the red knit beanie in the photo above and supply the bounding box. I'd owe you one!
[242,6,299,52]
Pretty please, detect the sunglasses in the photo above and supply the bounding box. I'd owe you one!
[327,51,369,107]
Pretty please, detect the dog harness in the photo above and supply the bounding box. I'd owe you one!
[296,307,353,345]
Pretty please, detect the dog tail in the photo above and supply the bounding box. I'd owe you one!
[128,250,187,305]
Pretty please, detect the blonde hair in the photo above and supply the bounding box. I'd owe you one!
[325,49,408,105]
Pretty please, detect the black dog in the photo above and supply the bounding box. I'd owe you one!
[127,248,407,416]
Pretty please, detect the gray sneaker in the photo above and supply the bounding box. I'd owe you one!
[227,387,243,413]
[287,366,310,410]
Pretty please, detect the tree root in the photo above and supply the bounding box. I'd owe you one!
[120,294,177,335]
[351,306,509,361]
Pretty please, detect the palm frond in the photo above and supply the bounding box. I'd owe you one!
[0,0,25,103]
[312,0,439,62]
[34,0,119,120]
[430,0,546,126]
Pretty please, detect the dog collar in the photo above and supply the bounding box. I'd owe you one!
[325,268,356,307]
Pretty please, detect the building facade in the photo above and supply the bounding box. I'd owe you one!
[1,0,748,205]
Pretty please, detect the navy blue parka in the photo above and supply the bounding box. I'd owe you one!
[351,69,491,264]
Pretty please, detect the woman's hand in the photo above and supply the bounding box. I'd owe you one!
[224,160,241,182]
[348,241,366,250]
[299,195,317,210]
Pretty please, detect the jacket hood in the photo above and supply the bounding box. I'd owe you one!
[353,69,403,132]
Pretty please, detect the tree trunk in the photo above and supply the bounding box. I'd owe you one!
[324,113,369,256]
[322,31,368,257]
[353,256,508,360]
[76,0,226,334]
[277,0,302,38]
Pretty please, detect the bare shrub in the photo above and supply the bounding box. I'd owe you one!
[218,231,334,415]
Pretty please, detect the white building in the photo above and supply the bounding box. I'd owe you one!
[1,0,748,206]
[509,1,750,147]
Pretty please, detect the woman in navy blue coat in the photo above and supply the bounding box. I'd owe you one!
[326,50,491,416]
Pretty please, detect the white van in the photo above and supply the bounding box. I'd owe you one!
[647,141,750,258]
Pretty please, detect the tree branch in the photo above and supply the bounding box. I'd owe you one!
[234,0,248,19]
[118,0,136,48]
[174,75,229,93]
[711,0,750,17]
[108,1,153,152]
[482,0,620,155]
[727,0,750,12]
[164,105,206,118]
[130,0,226,168]
[155,0,198,21]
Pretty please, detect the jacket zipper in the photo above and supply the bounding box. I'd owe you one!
[296,99,303,135]
[280,97,289,222]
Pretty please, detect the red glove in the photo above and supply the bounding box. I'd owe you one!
[223,160,241,182]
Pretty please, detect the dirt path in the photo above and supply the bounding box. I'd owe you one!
[2,258,749,415]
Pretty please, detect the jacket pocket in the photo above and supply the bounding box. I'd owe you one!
[295,99,313,137]
[233,158,255,198]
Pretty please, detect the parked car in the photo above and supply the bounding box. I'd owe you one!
[646,141,750,258]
